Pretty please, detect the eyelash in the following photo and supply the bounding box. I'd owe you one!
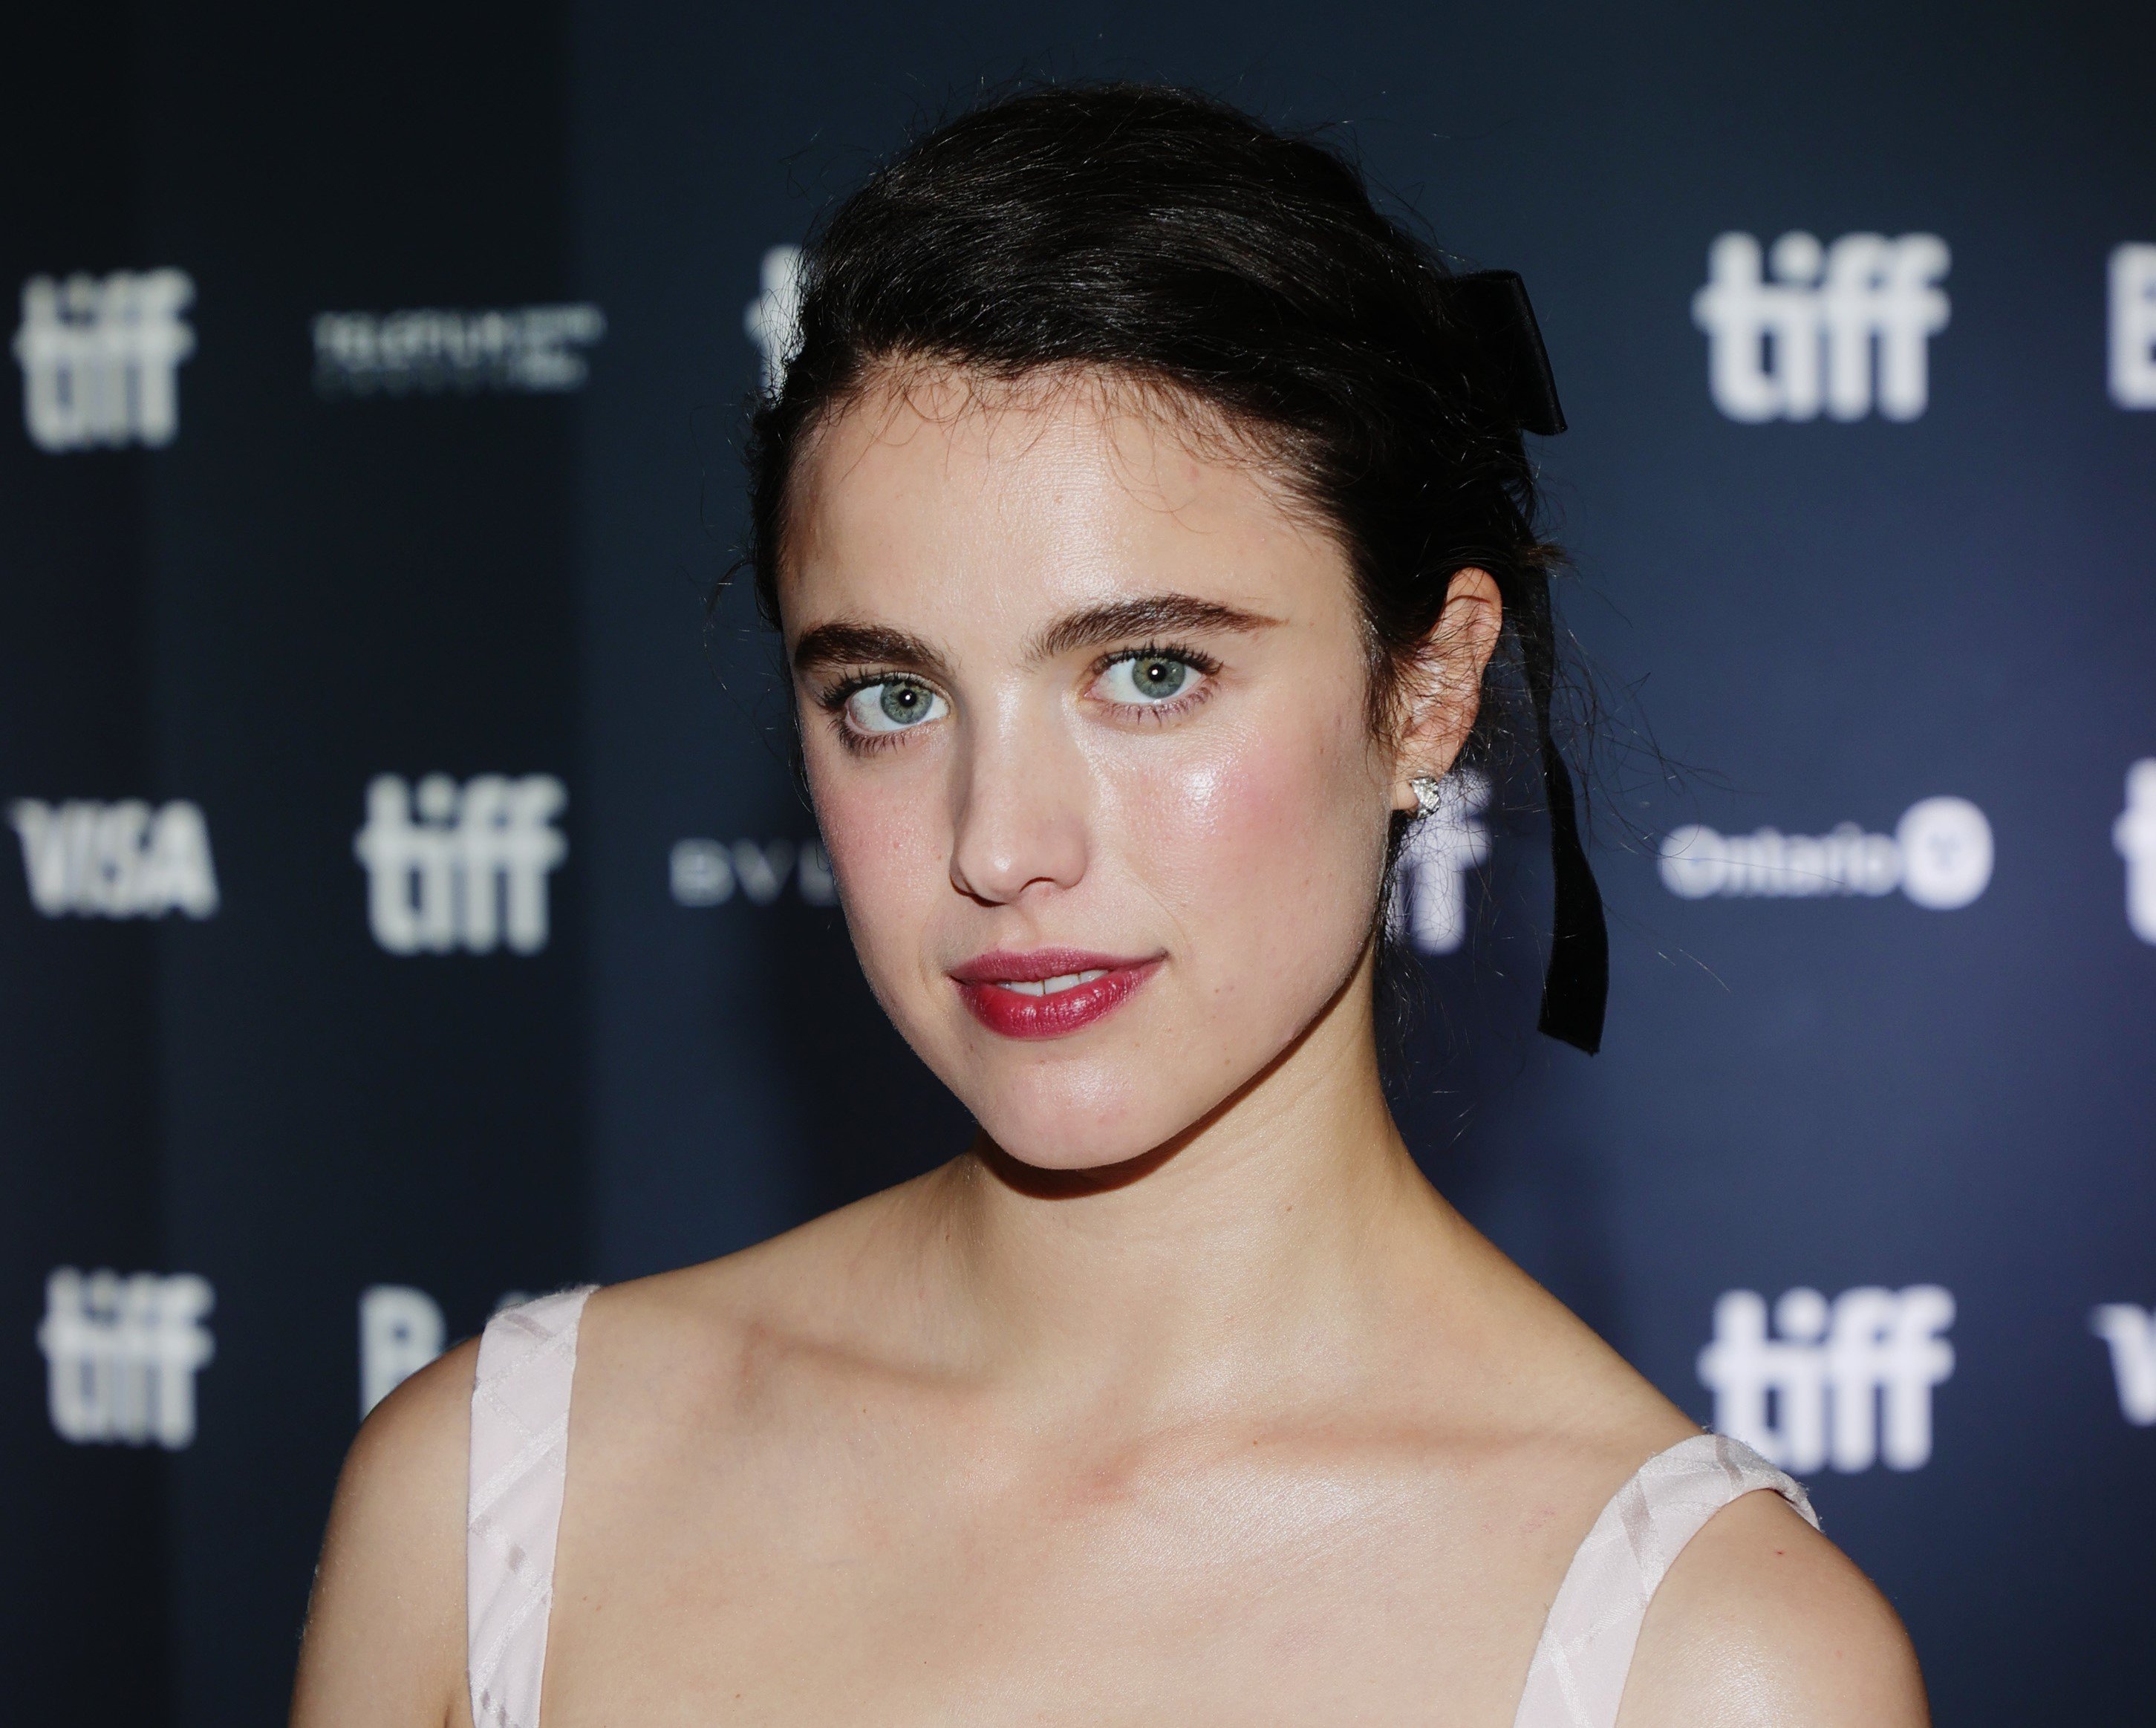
[817,673,934,755]
[1089,642,1221,723]
[814,640,1223,752]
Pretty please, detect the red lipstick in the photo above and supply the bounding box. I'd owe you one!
[948,947,1160,1040]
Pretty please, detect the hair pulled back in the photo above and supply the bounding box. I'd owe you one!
[743,82,1606,1052]
[748,81,1559,738]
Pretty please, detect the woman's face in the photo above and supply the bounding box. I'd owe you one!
[780,368,1429,1171]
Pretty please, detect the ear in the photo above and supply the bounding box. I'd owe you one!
[1390,567,1504,811]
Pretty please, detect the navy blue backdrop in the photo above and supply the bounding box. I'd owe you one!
[4,3,2152,1721]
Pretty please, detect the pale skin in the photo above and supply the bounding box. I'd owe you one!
[293,365,1928,1727]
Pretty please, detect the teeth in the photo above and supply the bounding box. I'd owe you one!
[994,968,1110,997]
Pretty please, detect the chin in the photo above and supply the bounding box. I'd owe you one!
[962,1058,1207,1173]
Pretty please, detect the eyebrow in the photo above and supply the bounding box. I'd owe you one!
[1026,593,1280,661]
[791,621,951,682]
[789,593,1280,682]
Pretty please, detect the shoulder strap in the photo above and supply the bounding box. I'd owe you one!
[467,1285,598,1728]
[1511,1432,1818,1728]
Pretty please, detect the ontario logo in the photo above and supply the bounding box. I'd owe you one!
[1658,796,1992,910]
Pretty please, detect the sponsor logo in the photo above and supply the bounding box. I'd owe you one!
[1693,231,1950,423]
[13,269,195,451]
[1699,1284,1955,1472]
[744,245,804,396]
[38,1268,216,1449]
[359,1285,446,1418]
[2090,1304,2156,1425]
[1389,772,1489,955]
[7,798,219,919]
[1659,795,1991,909]
[311,303,605,396]
[354,774,567,954]
[669,836,837,907]
[2110,244,2156,409]
[2116,760,2156,943]
[358,1285,544,1419]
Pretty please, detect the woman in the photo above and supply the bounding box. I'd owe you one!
[293,84,1928,1728]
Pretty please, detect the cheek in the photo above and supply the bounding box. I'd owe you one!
[1118,695,1387,960]
[804,749,946,968]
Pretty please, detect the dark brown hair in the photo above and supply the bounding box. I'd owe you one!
[741,82,1605,1052]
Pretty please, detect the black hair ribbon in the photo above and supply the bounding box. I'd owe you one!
[1451,270,1568,437]
[1515,573,1608,1054]
[1453,270,1607,1054]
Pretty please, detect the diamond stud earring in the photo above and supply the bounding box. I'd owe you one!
[1410,776,1446,817]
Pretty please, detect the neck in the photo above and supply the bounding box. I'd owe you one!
[913,949,1453,1419]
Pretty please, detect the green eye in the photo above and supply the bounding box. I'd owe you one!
[845,679,947,734]
[1103,654,1192,704]
[880,684,928,723]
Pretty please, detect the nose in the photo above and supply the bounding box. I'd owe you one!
[948,696,1090,907]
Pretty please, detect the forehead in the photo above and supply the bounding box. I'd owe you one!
[780,366,1348,637]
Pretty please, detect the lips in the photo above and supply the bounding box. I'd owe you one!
[948,946,1161,1040]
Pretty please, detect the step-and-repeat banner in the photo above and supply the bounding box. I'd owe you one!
[4,2,2151,1721]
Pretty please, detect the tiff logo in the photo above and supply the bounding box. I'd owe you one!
[2115,760,2156,944]
[1693,232,1950,422]
[744,245,804,397]
[2090,1304,2156,1426]
[13,270,195,451]
[353,774,566,955]
[2109,244,2156,409]
[1388,772,1489,955]
[38,1268,215,1450]
[1660,795,1992,910]
[1699,1285,1955,1473]
[7,798,219,919]
[669,836,837,908]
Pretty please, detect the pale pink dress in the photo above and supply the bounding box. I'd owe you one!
[466,1288,1817,1728]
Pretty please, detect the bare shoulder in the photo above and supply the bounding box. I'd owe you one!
[578,1174,942,1383]
[1616,1487,1928,1728]
[1430,1215,1925,1724]
[290,1336,478,1728]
